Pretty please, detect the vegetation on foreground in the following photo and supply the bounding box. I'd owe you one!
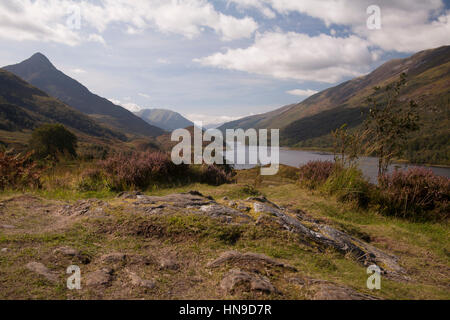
[0,147,448,299]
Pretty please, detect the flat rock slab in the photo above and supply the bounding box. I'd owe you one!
[134,192,214,208]
[25,262,58,283]
[200,204,252,221]
[311,281,379,300]
[221,269,277,295]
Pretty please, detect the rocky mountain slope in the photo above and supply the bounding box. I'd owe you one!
[4,53,164,138]
[135,108,193,131]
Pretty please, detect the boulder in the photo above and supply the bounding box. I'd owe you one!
[85,268,113,287]
[220,269,277,295]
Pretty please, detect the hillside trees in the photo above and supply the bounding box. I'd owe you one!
[28,124,77,160]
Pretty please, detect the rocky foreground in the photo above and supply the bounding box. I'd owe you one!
[0,191,412,299]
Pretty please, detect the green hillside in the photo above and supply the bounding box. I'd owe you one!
[219,46,450,165]
[4,53,165,138]
[0,69,125,141]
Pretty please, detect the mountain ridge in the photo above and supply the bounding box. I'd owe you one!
[218,45,450,164]
[4,53,165,138]
[135,108,193,131]
[0,68,125,142]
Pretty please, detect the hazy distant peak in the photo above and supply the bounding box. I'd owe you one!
[135,108,193,131]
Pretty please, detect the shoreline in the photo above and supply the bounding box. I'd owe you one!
[281,146,450,169]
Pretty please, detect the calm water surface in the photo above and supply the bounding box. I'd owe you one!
[230,146,450,184]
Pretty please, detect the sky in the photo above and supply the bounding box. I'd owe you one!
[0,0,449,125]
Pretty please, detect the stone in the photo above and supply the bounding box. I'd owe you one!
[100,253,127,264]
[1,248,8,253]
[253,203,279,215]
[200,204,252,220]
[236,204,251,212]
[311,281,379,300]
[53,246,79,257]
[25,262,58,283]
[220,269,277,295]
[128,270,156,289]
[0,224,15,229]
[53,246,91,264]
[85,268,113,287]
[117,191,143,199]
[159,255,179,270]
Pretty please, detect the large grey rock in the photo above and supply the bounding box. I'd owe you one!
[251,200,407,280]
[200,204,252,220]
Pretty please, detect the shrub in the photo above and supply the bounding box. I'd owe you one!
[298,160,336,189]
[377,168,449,220]
[28,124,77,160]
[99,151,186,191]
[0,151,42,190]
[323,166,371,208]
[200,164,234,186]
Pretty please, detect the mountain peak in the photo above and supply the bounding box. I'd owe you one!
[24,52,55,69]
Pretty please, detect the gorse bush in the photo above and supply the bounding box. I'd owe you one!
[298,160,336,189]
[323,167,371,208]
[0,151,42,190]
[378,168,449,220]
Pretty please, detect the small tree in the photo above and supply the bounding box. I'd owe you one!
[364,74,420,177]
[29,124,77,160]
[332,124,367,168]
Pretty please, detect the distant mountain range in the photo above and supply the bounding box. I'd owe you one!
[135,108,193,131]
[4,53,164,138]
[0,68,124,142]
[219,45,450,165]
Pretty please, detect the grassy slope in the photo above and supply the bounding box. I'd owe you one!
[219,46,450,165]
[0,165,448,300]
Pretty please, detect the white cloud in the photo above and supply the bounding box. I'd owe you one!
[286,89,318,97]
[227,0,276,19]
[196,32,373,83]
[87,33,106,45]
[185,113,244,126]
[237,0,450,53]
[138,93,151,99]
[71,68,86,74]
[0,0,258,46]
[0,0,81,46]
